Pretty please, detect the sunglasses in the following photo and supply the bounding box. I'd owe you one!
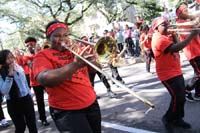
[160,22,168,27]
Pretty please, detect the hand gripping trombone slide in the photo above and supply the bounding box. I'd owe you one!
[61,37,155,112]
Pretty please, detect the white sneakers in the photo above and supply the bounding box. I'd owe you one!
[0,119,9,127]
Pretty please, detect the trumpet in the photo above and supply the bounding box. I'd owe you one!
[61,36,155,110]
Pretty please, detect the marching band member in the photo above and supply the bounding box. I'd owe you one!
[24,37,49,126]
[32,20,101,133]
[103,30,125,85]
[151,16,199,132]
[176,2,200,101]
[139,25,154,73]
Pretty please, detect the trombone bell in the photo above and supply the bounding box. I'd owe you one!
[41,41,51,49]
[74,36,130,66]
[95,37,117,64]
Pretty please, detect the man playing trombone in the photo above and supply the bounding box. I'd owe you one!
[176,2,200,102]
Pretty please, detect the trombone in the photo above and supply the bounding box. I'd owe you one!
[167,17,200,35]
[41,41,51,49]
[62,36,155,110]
[168,27,200,34]
[170,17,200,26]
[73,37,128,67]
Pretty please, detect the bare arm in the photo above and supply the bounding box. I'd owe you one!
[139,35,148,46]
[36,45,97,87]
[36,62,82,87]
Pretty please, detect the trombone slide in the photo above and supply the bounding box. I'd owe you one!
[168,28,200,34]
[61,42,155,109]
[171,17,200,26]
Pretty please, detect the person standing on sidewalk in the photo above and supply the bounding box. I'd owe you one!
[0,64,9,128]
[0,94,9,128]
[0,49,37,133]
[151,17,199,132]
[176,2,200,102]
[115,28,124,53]
[124,25,135,57]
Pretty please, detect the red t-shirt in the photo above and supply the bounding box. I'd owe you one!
[140,33,152,51]
[22,55,33,75]
[176,19,200,60]
[151,32,182,81]
[29,54,40,87]
[22,54,39,86]
[15,56,23,67]
[33,49,96,110]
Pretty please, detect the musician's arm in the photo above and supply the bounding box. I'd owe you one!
[164,31,197,53]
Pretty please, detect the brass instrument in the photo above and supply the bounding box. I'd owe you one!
[61,36,155,110]
[74,37,128,67]
[189,10,200,18]
[95,37,117,64]
[170,15,200,27]
[41,41,51,49]
[167,16,200,35]
[167,9,200,34]
[168,27,200,34]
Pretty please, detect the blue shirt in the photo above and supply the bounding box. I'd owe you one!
[115,31,124,44]
[0,64,31,100]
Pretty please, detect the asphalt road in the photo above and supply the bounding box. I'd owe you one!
[1,54,200,133]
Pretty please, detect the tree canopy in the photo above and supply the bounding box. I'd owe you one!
[0,0,166,49]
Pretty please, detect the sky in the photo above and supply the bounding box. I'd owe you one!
[0,20,16,42]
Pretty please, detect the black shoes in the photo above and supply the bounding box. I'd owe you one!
[96,95,101,99]
[173,119,191,129]
[120,80,125,84]
[162,116,191,132]
[162,116,174,133]
[186,92,195,102]
[0,119,10,128]
[186,92,200,101]
[41,120,50,126]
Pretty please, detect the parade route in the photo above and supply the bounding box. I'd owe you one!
[1,55,200,133]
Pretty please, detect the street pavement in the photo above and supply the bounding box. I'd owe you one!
[1,54,200,133]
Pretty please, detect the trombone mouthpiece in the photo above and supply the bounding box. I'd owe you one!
[61,42,65,46]
[61,42,71,48]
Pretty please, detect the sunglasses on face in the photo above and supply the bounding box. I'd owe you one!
[160,22,168,27]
